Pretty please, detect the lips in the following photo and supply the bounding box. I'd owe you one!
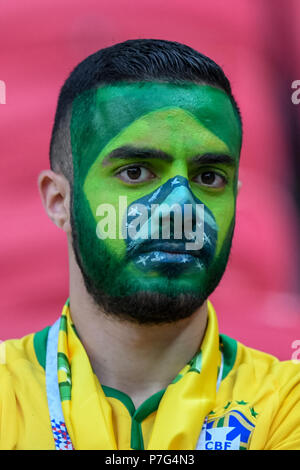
[130,240,203,259]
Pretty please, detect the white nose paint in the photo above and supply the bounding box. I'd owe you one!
[127,184,205,251]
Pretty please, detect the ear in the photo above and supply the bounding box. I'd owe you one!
[237,179,242,195]
[38,170,71,233]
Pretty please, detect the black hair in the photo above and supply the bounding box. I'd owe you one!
[50,38,242,181]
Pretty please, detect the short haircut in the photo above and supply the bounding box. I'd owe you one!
[50,38,242,182]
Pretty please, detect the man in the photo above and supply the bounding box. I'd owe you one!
[0,39,299,451]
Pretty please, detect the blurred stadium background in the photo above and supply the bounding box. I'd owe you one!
[0,0,299,359]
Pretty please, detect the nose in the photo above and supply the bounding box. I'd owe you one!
[125,175,216,260]
[163,182,195,207]
[150,177,203,243]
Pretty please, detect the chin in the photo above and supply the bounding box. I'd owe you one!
[85,284,210,325]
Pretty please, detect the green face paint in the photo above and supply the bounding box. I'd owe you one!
[70,82,241,323]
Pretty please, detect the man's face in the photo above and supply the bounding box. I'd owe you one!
[70,82,242,323]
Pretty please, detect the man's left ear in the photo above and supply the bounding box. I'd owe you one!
[237,180,242,195]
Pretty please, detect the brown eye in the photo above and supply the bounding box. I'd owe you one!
[194,171,227,188]
[127,167,142,180]
[201,172,216,185]
[116,165,156,184]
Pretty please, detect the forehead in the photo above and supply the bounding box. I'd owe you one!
[70,82,242,180]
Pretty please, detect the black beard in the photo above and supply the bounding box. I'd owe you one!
[85,288,206,325]
[70,192,234,325]
[71,219,206,324]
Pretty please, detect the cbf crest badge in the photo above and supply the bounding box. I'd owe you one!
[196,405,257,450]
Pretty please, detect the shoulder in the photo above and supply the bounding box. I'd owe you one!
[0,325,51,405]
[218,334,300,450]
[0,325,51,449]
[0,324,50,374]
[0,325,51,399]
[220,332,300,382]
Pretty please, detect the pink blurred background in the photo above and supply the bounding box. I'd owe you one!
[0,0,299,359]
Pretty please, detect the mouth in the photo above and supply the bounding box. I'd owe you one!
[134,241,202,258]
[132,249,205,273]
[129,240,207,272]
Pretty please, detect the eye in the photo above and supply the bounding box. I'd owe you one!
[116,165,156,184]
[193,171,227,189]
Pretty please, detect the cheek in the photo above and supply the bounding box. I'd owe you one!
[83,181,150,258]
[209,197,236,256]
[84,171,161,243]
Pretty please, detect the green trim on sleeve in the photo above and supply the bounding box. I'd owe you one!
[219,333,238,380]
[33,325,50,370]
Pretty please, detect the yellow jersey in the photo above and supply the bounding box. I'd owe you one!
[0,300,299,450]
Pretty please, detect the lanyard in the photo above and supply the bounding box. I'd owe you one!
[46,317,223,451]
[45,318,74,450]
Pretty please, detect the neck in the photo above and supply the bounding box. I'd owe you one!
[68,250,208,409]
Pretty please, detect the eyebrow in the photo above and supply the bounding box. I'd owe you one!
[102,145,236,167]
[189,153,236,166]
[102,146,173,166]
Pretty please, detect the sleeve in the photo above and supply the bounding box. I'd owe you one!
[265,364,300,450]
